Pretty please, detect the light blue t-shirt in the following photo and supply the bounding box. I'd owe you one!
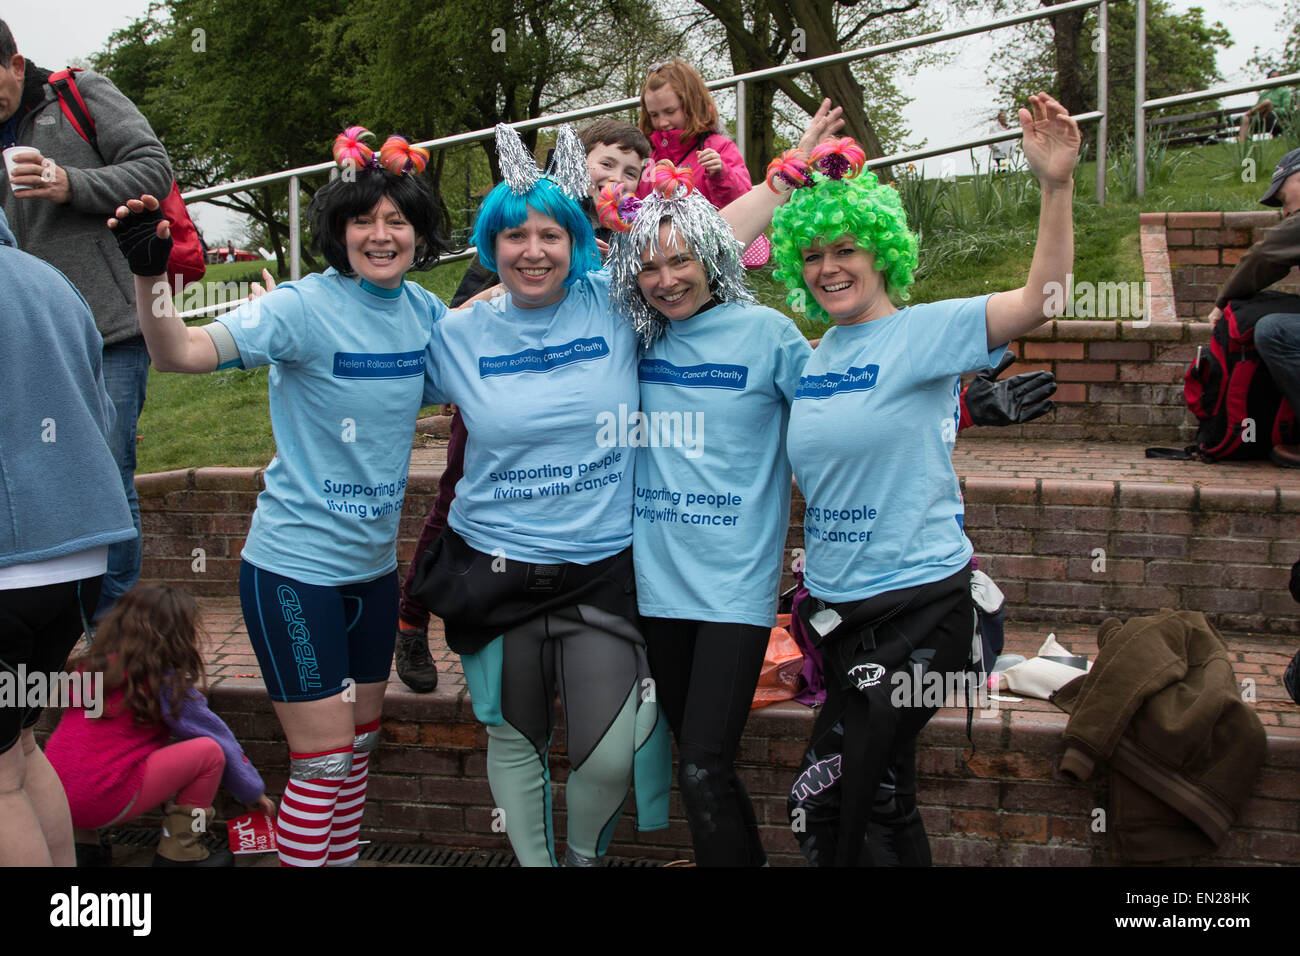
[424,270,640,564]
[215,269,447,585]
[633,302,811,626]
[786,295,1004,603]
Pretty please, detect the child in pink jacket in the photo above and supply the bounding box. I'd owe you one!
[47,586,271,866]
[636,58,754,208]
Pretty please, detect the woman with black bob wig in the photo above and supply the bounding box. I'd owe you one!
[107,127,452,867]
[310,131,446,275]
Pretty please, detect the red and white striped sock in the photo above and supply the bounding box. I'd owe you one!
[328,718,380,866]
[276,746,352,868]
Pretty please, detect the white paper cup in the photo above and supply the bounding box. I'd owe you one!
[4,146,49,192]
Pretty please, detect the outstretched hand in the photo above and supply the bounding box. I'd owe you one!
[965,351,1057,427]
[249,268,276,299]
[107,194,173,277]
[1018,92,1080,188]
[797,99,846,154]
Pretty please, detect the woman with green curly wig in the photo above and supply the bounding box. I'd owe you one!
[771,92,1080,868]
[769,167,919,321]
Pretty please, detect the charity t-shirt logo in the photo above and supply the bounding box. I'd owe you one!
[638,359,749,390]
[479,337,610,377]
[795,364,880,399]
[332,350,426,379]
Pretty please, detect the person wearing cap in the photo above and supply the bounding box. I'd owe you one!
[1208,148,1300,467]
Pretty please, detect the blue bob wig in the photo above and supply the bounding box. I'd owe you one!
[471,177,601,286]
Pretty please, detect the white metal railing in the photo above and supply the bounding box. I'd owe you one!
[1135,0,1299,196]
[177,0,1108,316]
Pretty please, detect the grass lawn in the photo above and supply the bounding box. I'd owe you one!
[136,136,1294,472]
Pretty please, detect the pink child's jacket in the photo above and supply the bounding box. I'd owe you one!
[636,129,753,209]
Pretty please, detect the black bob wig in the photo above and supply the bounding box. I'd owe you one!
[308,166,448,275]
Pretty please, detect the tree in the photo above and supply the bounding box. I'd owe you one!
[686,0,966,180]
[1248,1,1300,75]
[94,0,351,275]
[1041,0,1087,116]
[993,0,1231,143]
[95,0,679,263]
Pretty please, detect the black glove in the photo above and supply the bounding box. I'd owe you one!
[111,201,172,277]
[965,351,1057,427]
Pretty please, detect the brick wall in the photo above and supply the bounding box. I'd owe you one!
[179,684,1300,866]
[1143,209,1300,320]
[779,479,1300,636]
[141,467,1300,635]
[137,467,444,597]
[963,321,1202,444]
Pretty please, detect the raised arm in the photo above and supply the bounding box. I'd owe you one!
[108,194,219,373]
[719,99,844,247]
[985,93,1080,350]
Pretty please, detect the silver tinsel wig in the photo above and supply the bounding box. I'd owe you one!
[602,162,754,346]
[494,122,591,201]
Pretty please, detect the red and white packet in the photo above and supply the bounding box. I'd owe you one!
[227,810,277,855]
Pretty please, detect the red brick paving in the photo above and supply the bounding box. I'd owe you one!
[197,597,1300,729]
[413,436,1300,489]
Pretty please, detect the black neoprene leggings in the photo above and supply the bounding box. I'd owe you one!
[642,617,770,867]
[790,566,974,867]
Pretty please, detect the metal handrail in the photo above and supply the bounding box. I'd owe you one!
[867,111,1103,172]
[180,0,1108,276]
[1143,72,1300,112]
[1135,0,1299,196]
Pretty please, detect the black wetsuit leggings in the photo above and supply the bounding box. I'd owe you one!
[642,617,771,867]
[790,567,974,867]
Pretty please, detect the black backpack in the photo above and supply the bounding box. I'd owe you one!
[1149,291,1298,461]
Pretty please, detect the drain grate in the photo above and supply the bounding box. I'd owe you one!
[100,826,662,866]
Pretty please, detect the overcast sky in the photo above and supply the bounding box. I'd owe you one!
[5,0,1286,239]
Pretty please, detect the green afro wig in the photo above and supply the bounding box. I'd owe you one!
[770,170,918,323]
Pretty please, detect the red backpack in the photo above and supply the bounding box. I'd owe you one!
[1182,291,1298,460]
[48,69,205,290]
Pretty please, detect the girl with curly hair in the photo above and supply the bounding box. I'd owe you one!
[47,586,271,867]
[769,93,1080,867]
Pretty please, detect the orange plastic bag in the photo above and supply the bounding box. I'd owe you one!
[751,614,805,709]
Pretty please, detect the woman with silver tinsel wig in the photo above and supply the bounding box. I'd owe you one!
[599,103,843,866]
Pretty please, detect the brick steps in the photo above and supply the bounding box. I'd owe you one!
[41,600,1295,867]
[137,434,1300,635]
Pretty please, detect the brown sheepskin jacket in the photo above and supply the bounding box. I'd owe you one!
[1052,609,1266,862]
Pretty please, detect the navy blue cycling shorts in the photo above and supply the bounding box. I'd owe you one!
[239,561,397,702]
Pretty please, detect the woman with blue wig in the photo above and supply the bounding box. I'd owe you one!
[412,114,847,865]
[412,125,665,867]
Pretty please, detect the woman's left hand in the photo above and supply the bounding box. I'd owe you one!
[1019,92,1080,188]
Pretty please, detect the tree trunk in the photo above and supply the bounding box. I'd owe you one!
[770,0,892,179]
[1044,0,1087,115]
